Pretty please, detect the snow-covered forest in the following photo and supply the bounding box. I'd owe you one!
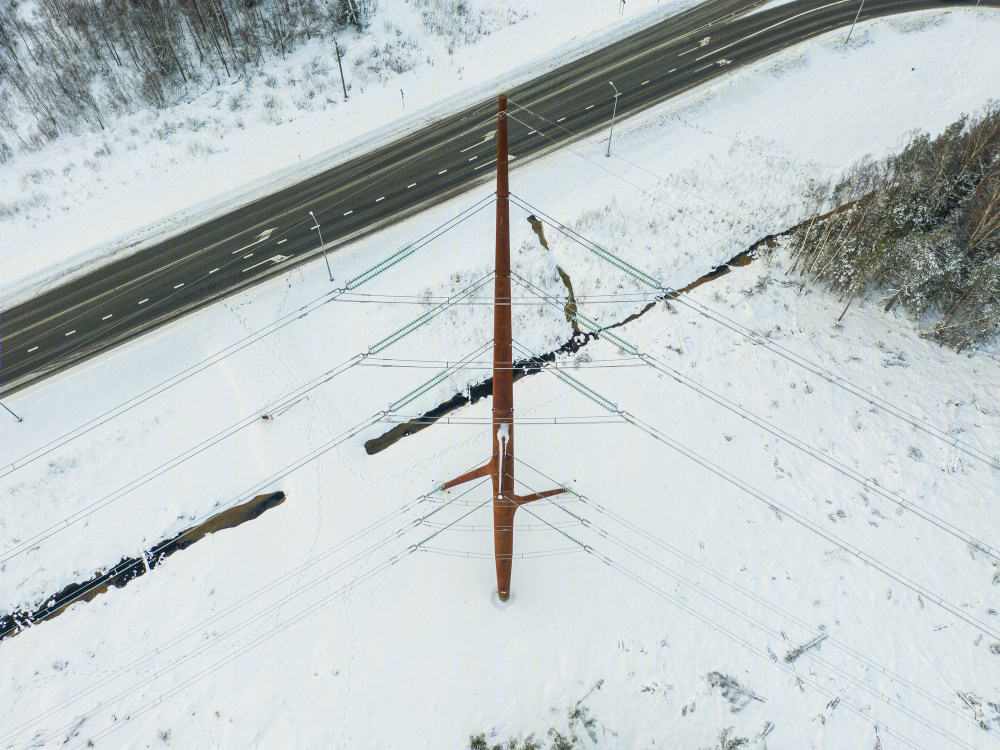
[788,106,1000,351]
[0,0,380,157]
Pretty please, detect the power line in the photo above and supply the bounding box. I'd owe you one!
[511,454,987,736]
[4,194,495,478]
[507,98,779,247]
[337,291,662,301]
[504,107,744,254]
[510,337,1000,643]
[64,551,410,750]
[510,491,953,750]
[513,476,981,750]
[2,277,495,563]
[510,194,999,468]
[387,341,493,414]
[418,546,581,559]
[10,473,491,746]
[12,112,502,358]
[363,357,646,369]
[381,415,626,426]
[509,95,992,358]
[6,498,417,741]
[2,347,492,629]
[510,269,998,562]
[334,292,664,305]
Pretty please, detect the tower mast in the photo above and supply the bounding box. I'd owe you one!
[440,94,565,601]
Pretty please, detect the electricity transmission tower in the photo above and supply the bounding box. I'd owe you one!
[440,94,565,602]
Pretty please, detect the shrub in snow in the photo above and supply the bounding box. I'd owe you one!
[351,20,426,84]
[467,701,601,749]
[703,726,749,750]
[415,0,529,53]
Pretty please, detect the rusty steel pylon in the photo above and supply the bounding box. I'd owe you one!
[440,94,566,601]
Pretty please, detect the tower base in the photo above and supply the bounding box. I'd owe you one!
[491,589,514,609]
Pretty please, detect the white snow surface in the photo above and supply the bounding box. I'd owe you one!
[3,8,1000,750]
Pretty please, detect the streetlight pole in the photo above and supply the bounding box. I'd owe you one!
[606,81,621,158]
[1,401,23,422]
[309,211,334,282]
[845,0,866,44]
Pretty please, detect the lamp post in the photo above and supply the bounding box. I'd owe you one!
[606,81,621,158]
[845,0,866,44]
[310,211,334,282]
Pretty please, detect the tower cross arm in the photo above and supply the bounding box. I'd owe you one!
[513,488,567,506]
[439,462,493,491]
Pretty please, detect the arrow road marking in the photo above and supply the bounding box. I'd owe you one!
[242,255,291,273]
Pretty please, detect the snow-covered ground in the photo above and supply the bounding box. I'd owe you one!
[3,7,1000,750]
[0,0,699,306]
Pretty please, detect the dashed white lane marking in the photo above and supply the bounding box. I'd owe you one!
[469,155,478,161]
[243,253,253,259]
[407,183,417,188]
[585,104,594,110]
[557,117,566,123]
[102,314,113,320]
[65,330,76,337]
[277,239,288,245]
[641,80,650,85]
[376,196,385,202]
[28,346,39,353]
[668,68,676,73]
[695,4,830,61]
[528,129,537,135]
[438,169,448,175]
[174,283,184,289]
[209,268,219,274]
[473,154,516,170]
[343,210,353,216]
[677,46,698,57]
[692,63,714,74]
[138,298,149,305]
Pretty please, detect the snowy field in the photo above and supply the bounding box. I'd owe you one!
[0,0,700,305]
[3,7,1000,750]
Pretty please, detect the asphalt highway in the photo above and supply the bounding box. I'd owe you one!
[3,0,993,395]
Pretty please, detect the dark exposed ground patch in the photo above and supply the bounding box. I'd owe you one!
[528,214,580,333]
[363,221,798,455]
[1,491,285,640]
